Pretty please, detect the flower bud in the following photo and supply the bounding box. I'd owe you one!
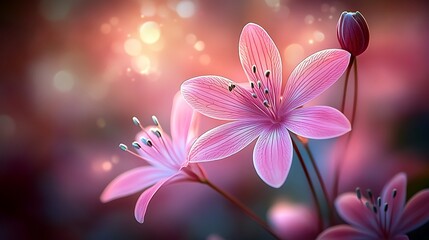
[337,11,369,56]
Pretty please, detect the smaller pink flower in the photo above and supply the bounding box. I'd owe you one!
[318,173,429,240]
[100,93,203,223]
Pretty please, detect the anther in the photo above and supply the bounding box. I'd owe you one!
[377,197,381,207]
[355,187,362,200]
[264,88,269,94]
[373,205,378,214]
[132,117,140,126]
[250,82,255,89]
[392,189,397,198]
[263,100,270,107]
[252,65,257,73]
[257,81,262,89]
[152,115,159,126]
[146,139,153,147]
[384,203,389,212]
[119,143,128,151]
[265,70,271,78]
[228,83,236,92]
[251,93,257,98]
[132,141,141,149]
[151,128,162,138]
[367,189,373,200]
[140,137,153,147]
[365,201,371,210]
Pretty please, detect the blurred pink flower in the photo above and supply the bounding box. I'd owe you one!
[268,200,318,240]
[318,173,429,239]
[100,93,203,223]
[181,23,351,188]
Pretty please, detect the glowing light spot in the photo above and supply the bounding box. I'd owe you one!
[186,33,197,44]
[194,40,205,51]
[0,115,15,137]
[100,23,111,34]
[328,15,333,20]
[53,70,74,92]
[111,155,119,164]
[102,161,112,171]
[176,0,195,18]
[313,31,325,42]
[284,44,305,67]
[139,21,161,44]
[308,39,314,44]
[265,0,280,11]
[97,118,106,128]
[132,55,151,74]
[110,17,119,26]
[199,54,211,65]
[141,1,156,17]
[124,38,142,56]
[321,3,330,13]
[330,6,337,13]
[304,15,315,24]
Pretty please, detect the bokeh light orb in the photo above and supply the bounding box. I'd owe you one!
[139,21,161,44]
[124,38,142,56]
[176,1,196,18]
[53,70,74,92]
[131,55,151,74]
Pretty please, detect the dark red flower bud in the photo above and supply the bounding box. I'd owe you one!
[337,11,369,56]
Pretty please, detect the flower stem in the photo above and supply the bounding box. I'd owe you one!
[202,179,281,240]
[301,141,333,226]
[333,56,358,199]
[291,138,324,231]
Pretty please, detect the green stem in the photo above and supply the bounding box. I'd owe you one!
[203,179,282,240]
[292,139,323,231]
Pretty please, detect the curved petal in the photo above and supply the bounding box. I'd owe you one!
[284,106,351,139]
[239,23,282,100]
[181,76,262,120]
[381,173,407,231]
[397,189,429,234]
[317,225,378,240]
[253,124,292,188]
[336,193,379,233]
[282,49,350,111]
[170,92,199,158]
[100,166,171,202]
[134,173,179,223]
[189,120,265,162]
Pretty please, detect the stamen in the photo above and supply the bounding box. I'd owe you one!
[384,203,389,212]
[252,65,257,73]
[263,100,270,107]
[152,115,159,126]
[251,93,257,98]
[367,189,373,200]
[257,81,262,89]
[132,141,141,149]
[265,70,271,78]
[264,88,269,94]
[373,205,378,214]
[355,187,362,200]
[377,197,381,207]
[151,128,162,138]
[132,117,140,126]
[119,143,128,151]
[228,83,236,92]
[250,82,255,88]
[392,189,397,198]
[140,137,153,147]
[365,201,371,210]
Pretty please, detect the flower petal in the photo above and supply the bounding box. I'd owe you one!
[284,106,351,139]
[239,23,282,100]
[253,124,292,188]
[282,49,350,111]
[170,92,199,158]
[189,120,265,162]
[181,76,262,120]
[336,193,379,233]
[397,189,429,233]
[100,166,170,202]
[317,225,378,240]
[381,173,407,231]
[134,173,179,223]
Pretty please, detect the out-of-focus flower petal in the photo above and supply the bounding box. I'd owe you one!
[100,167,171,202]
[189,120,265,162]
[381,173,407,230]
[284,106,351,139]
[282,49,350,111]
[181,76,263,120]
[253,124,292,188]
[134,173,179,223]
[397,189,429,233]
[336,193,378,233]
[317,225,378,240]
[239,23,282,98]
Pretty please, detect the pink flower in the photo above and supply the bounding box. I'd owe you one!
[318,173,429,239]
[100,93,203,223]
[181,23,351,187]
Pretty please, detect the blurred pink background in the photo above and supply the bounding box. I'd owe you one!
[1,0,428,239]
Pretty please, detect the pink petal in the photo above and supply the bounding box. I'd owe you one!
[335,193,379,233]
[189,120,265,162]
[134,173,179,223]
[253,124,292,188]
[398,189,429,233]
[282,49,350,111]
[181,76,262,120]
[170,92,199,157]
[239,23,282,101]
[381,173,407,231]
[284,106,351,139]
[317,225,378,240]
[100,167,171,202]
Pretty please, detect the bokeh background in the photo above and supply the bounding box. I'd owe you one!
[1,0,429,239]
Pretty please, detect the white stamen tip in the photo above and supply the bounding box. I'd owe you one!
[141,137,153,147]
[151,128,162,138]
[132,141,141,149]
[119,143,128,151]
[257,81,262,89]
[265,70,271,77]
[264,88,269,94]
[263,100,270,107]
[251,93,257,98]
[152,115,159,126]
[132,117,140,126]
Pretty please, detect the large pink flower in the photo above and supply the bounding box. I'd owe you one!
[100,93,203,223]
[318,173,429,239]
[181,23,351,187]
